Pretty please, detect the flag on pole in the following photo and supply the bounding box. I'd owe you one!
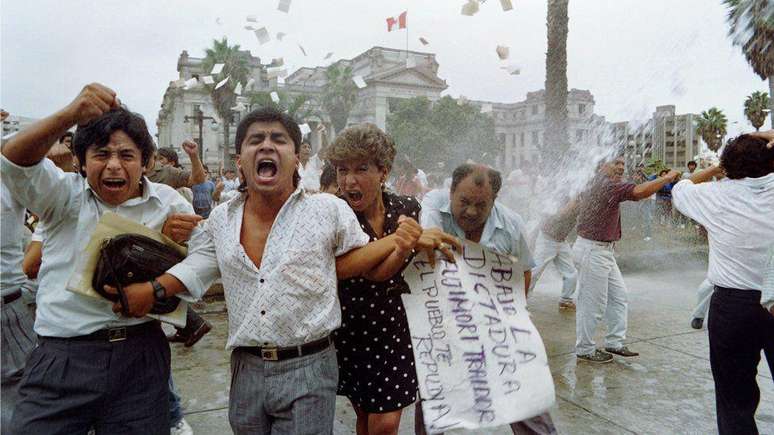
[386,11,407,32]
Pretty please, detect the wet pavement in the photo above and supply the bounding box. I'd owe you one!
[169,265,774,434]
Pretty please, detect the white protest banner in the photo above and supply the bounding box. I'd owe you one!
[402,242,555,434]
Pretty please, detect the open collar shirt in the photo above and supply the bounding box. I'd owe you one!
[420,189,536,272]
[672,174,774,307]
[167,188,370,350]
[1,155,196,337]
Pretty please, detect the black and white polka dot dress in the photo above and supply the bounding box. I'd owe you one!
[333,191,420,414]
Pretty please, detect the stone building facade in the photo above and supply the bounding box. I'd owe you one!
[612,105,700,172]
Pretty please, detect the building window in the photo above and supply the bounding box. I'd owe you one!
[531,105,538,115]
[578,104,586,114]
[531,131,539,145]
[498,133,506,145]
[520,132,525,147]
[576,130,583,141]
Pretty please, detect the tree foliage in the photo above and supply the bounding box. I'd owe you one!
[249,90,320,124]
[723,0,774,80]
[743,90,770,130]
[386,96,498,172]
[695,107,728,151]
[321,64,358,134]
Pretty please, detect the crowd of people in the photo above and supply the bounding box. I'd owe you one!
[1,83,772,435]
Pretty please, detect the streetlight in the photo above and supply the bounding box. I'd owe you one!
[184,107,216,161]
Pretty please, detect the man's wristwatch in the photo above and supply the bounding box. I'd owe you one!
[151,279,166,301]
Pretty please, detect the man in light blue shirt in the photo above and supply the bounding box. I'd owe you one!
[418,163,556,435]
[1,83,202,434]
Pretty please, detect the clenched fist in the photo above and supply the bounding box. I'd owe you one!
[181,139,199,159]
[65,83,120,126]
[162,213,203,243]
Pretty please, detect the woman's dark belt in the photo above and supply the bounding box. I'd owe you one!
[39,321,161,343]
[238,335,332,361]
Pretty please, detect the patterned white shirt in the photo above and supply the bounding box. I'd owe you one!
[168,188,370,349]
[1,155,196,337]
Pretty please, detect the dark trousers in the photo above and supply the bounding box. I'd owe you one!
[708,287,774,435]
[10,322,170,435]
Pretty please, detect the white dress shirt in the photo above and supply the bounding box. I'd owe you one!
[1,183,28,296]
[672,173,774,297]
[167,188,370,349]
[1,155,196,337]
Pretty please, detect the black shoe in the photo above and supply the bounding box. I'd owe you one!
[691,318,704,330]
[604,346,639,357]
[167,331,187,343]
[184,320,212,347]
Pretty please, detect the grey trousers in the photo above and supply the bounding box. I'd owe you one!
[229,345,338,435]
[1,297,36,434]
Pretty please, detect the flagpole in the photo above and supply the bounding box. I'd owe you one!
[405,9,409,64]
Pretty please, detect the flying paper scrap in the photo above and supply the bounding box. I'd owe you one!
[245,78,256,90]
[255,27,270,45]
[245,25,256,31]
[215,17,222,25]
[496,45,510,60]
[299,123,311,135]
[270,91,280,103]
[278,0,291,13]
[211,63,224,75]
[324,52,334,60]
[215,76,229,90]
[183,78,198,89]
[481,104,493,113]
[500,0,513,11]
[201,76,215,85]
[316,123,327,132]
[419,37,429,45]
[501,64,521,75]
[352,76,367,89]
[234,82,243,96]
[246,15,258,23]
[276,32,286,41]
[298,44,308,56]
[461,0,480,16]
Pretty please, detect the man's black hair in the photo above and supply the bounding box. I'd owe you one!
[450,163,502,196]
[234,106,302,154]
[687,160,697,167]
[60,131,74,143]
[72,107,155,177]
[319,162,337,190]
[157,147,180,167]
[721,134,774,179]
[234,106,302,191]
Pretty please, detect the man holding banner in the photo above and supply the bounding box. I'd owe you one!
[417,163,556,435]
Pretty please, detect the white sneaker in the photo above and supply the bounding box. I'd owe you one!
[171,418,194,435]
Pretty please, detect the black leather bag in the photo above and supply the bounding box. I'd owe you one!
[92,234,184,315]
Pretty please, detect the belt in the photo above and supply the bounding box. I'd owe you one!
[578,237,615,248]
[2,290,22,305]
[714,286,762,301]
[239,335,332,361]
[39,321,161,343]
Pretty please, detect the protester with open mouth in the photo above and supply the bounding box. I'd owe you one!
[324,123,460,435]
[110,107,450,435]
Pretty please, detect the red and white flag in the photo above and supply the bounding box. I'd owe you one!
[386,11,407,31]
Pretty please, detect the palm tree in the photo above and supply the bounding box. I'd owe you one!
[543,0,570,165]
[695,107,728,151]
[724,0,774,127]
[744,90,770,130]
[200,37,251,167]
[320,63,358,134]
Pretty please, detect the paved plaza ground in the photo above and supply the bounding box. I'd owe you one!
[169,263,774,434]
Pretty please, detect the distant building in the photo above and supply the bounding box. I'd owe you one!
[1,114,38,144]
[613,105,700,172]
[472,89,609,172]
[156,47,448,168]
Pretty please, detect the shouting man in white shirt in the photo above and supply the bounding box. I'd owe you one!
[113,107,450,435]
[672,131,774,435]
[1,84,198,434]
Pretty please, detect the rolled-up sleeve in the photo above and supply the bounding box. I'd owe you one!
[1,155,79,222]
[332,198,369,256]
[167,220,220,300]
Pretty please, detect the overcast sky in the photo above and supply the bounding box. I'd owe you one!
[1,0,768,138]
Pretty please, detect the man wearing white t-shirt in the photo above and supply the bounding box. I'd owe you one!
[672,131,774,435]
